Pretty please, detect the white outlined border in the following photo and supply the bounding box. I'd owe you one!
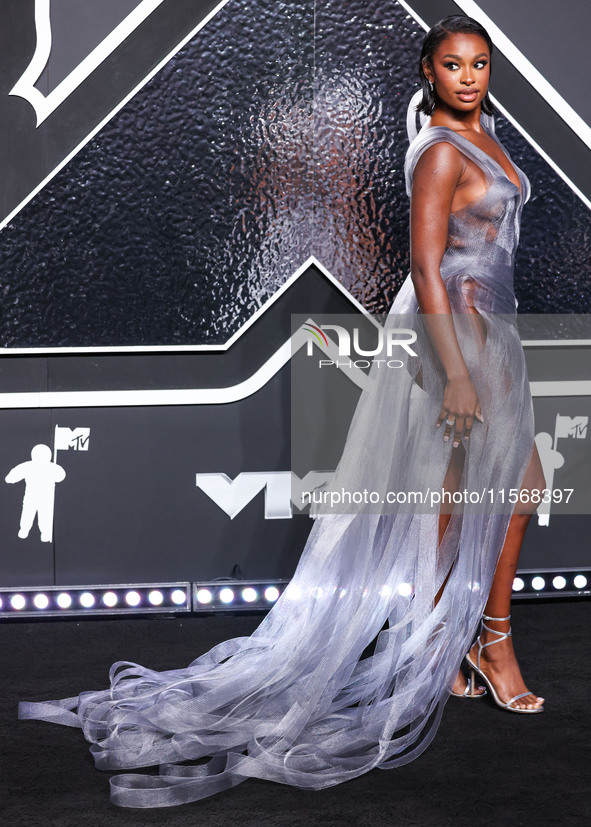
[10,0,166,126]
[0,0,233,233]
[453,0,591,151]
[0,315,328,408]
[0,322,587,409]
[397,0,591,210]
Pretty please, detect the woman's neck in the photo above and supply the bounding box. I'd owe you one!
[428,101,484,134]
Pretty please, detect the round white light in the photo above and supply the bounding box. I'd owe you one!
[264,586,280,602]
[398,582,413,597]
[80,592,95,608]
[242,587,257,603]
[148,590,163,606]
[531,576,545,591]
[285,584,301,601]
[219,588,234,604]
[573,574,587,589]
[196,588,212,604]
[125,591,141,607]
[103,591,118,607]
[0,597,3,609]
[171,589,186,605]
[380,585,392,598]
[552,576,566,590]
[512,577,525,592]
[57,592,72,609]
[11,594,26,610]
[33,593,49,609]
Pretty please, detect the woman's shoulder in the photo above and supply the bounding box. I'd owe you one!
[406,126,469,162]
[412,133,464,164]
[404,127,467,195]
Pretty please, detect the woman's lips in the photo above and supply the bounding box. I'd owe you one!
[456,90,479,101]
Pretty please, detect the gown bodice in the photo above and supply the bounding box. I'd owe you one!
[395,123,531,316]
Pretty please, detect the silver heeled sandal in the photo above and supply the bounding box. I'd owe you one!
[450,668,487,699]
[464,613,544,713]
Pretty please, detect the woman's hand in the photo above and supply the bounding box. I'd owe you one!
[436,374,484,447]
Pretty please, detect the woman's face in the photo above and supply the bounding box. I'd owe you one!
[423,33,491,114]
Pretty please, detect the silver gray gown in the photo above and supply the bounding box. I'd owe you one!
[19,99,537,808]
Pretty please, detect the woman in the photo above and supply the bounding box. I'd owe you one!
[19,15,544,808]
[406,14,545,711]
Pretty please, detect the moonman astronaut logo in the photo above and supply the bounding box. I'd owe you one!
[535,414,588,526]
[5,445,66,543]
[4,425,90,543]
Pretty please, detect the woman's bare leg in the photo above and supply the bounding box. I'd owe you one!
[436,305,543,706]
[442,438,545,705]
[467,445,546,710]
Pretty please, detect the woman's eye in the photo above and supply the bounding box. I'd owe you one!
[444,62,459,70]
[475,61,488,69]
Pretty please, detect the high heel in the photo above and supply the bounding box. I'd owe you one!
[464,614,544,714]
[450,667,487,699]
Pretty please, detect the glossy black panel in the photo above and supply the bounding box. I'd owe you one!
[0,0,588,348]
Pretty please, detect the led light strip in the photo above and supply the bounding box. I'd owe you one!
[512,568,590,599]
[0,582,190,618]
[192,580,290,611]
[1,570,588,619]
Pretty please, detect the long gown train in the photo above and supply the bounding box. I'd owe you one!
[18,97,538,808]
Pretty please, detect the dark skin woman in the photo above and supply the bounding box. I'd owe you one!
[412,29,545,710]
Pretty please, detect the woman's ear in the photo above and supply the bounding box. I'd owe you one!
[422,59,434,83]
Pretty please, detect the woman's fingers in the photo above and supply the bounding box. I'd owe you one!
[450,416,465,447]
[436,399,484,444]
[437,411,482,444]
[442,417,455,441]
[463,413,474,442]
[435,408,449,429]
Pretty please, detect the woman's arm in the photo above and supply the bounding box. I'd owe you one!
[409,142,483,443]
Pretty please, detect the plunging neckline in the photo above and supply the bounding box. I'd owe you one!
[425,124,523,197]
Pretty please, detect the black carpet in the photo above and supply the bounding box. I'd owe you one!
[1,600,589,826]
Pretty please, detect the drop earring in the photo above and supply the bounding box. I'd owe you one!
[428,79,434,92]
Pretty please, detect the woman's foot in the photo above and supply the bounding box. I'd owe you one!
[451,669,485,697]
[468,617,544,711]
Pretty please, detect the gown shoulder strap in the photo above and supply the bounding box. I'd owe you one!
[404,125,500,198]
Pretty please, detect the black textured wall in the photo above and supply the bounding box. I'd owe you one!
[0,0,589,347]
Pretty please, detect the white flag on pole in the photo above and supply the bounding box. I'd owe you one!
[54,426,91,459]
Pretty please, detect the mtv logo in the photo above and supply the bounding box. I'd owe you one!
[54,426,90,453]
[555,415,588,440]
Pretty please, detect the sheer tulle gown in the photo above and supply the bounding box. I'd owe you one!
[19,106,539,808]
